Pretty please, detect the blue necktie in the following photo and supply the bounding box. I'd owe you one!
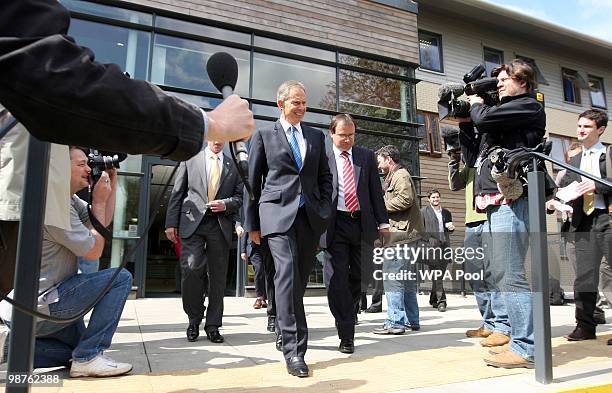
[288,126,304,207]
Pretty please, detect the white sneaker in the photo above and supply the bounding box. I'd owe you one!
[70,353,132,377]
[0,323,8,364]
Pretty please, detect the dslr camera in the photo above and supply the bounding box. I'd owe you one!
[437,64,499,120]
[87,149,127,184]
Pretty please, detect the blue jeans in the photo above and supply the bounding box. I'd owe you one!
[487,198,533,361]
[464,222,510,335]
[382,256,419,328]
[34,268,132,366]
[77,257,99,274]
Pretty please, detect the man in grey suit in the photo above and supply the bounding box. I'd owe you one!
[165,140,243,344]
[320,114,389,354]
[244,80,333,377]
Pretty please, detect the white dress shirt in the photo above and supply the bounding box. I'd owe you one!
[204,147,224,185]
[279,116,306,162]
[333,145,355,212]
[580,142,606,210]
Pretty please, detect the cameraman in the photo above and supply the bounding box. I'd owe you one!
[0,1,253,160]
[0,147,133,378]
[464,59,545,369]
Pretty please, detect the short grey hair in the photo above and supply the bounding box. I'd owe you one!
[277,80,306,102]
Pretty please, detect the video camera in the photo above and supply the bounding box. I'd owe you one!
[437,64,499,120]
[87,149,127,184]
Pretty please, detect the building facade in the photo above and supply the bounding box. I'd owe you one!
[415,0,612,291]
[61,0,422,297]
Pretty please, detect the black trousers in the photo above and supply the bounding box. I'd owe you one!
[180,216,229,332]
[266,209,317,360]
[0,220,18,294]
[251,240,276,317]
[573,211,612,333]
[324,214,374,340]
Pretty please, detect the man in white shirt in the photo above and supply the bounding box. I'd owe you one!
[559,109,611,344]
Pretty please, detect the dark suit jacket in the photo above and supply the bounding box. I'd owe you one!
[421,205,453,247]
[166,150,243,244]
[244,121,333,238]
[320,144,388,248]
[560,150,611,232]
[0,0,203,160]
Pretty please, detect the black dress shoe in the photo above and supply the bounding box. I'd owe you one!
[565,326,596,341]
[339,338,354,354]
[437,302,447,312]
[286,356,309,377]
[607,338,612,345]
[276,334,282,351]
[267,316,276,333]
[364,306,382,313]
[206,329,224,343]
[186,323,199,342]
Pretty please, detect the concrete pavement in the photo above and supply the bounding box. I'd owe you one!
[1,293,611,392]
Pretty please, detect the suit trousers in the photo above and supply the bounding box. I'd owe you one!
[180,216,229,332]
[251,240,276,318]
[266,209,317,359]
[324,214,373,340]
[573,210,612,333]
[0,221,18,294]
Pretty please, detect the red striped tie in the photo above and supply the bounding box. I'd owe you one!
[341,151,359,212]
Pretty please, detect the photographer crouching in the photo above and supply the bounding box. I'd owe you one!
[461,59,546,369]
[0,146,133,377]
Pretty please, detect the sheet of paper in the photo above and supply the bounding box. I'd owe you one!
[555,181,580,203]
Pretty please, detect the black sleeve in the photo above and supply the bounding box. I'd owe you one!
[470,99,544,135]
[0,0,204,161]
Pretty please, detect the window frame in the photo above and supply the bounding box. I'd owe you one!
[418,30,444,73]
[561,67,585,105]
[588,75,607,109]
[483,47,503,77]
[417,111,442,156]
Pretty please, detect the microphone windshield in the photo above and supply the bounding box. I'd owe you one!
[438,83,465,99]
[206,52,238,91]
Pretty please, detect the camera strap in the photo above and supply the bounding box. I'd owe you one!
[86,190,113,241]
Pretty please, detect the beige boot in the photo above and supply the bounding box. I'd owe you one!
[480,332,510,347]
[466,326,492,338]
[484,350,534,369]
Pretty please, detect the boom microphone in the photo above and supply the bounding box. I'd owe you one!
[206,52,253,199]
[437,83,465,99]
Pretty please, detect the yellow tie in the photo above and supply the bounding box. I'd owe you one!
[583,151,594,215]
[208,154,220,202]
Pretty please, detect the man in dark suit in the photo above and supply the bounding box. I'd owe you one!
[559,109,611,344]
[421,189,455,312]
[0,1,253,161]
[244,80,333,377]
[165,140,243,344]
[320,114,389,354]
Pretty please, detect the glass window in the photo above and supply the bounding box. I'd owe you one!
[516,55,548,85]
[417,111,441,155]
[155,16,250,45]
[418,30,443,72]
[254,36,335,62]
[339,70,409,121]
[69,19,151,80]
[62,0,153,25]
[483,47,503,77]
[562,68,582,104]
[354,133,419,174]
[165,91,222,110]
[588,75,607,108]
[548,134,580,171]
[339,54,408,76]
[252,53,336,110]
[151,35,250,96]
